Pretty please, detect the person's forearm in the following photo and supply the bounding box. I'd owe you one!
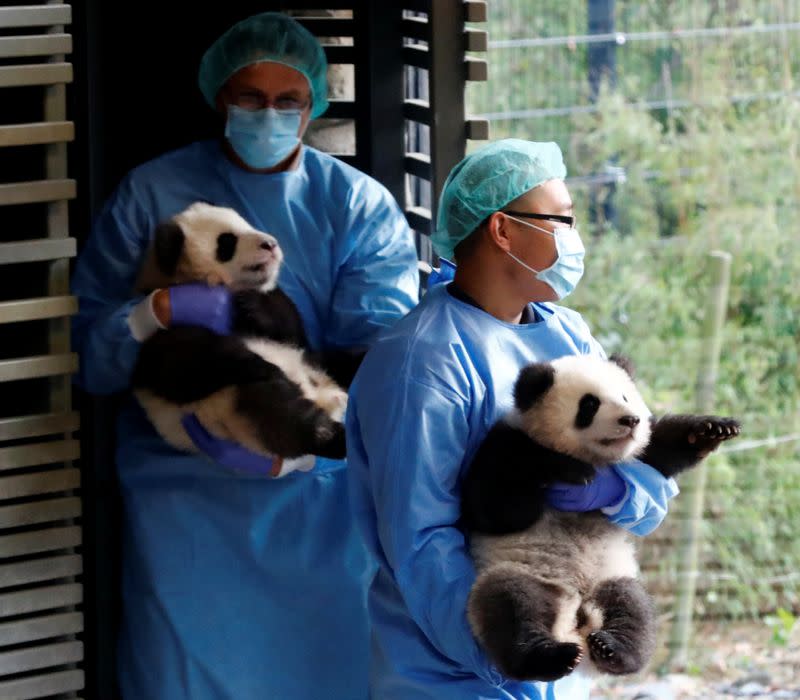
[152,288,171,325]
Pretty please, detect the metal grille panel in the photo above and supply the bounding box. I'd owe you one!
[0,3,83,698]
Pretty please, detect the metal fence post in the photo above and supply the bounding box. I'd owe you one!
[667,250,732,668]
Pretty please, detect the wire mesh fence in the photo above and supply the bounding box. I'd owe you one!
[467,0,800,627]
[468,1,800,144]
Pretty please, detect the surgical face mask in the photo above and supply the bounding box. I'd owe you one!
[225,104,302,170]
[505,215,585,299]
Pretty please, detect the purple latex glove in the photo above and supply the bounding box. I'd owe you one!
[181,413,277,477]
[546,467,627,512]
[168,283,233,335]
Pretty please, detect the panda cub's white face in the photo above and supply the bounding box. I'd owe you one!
[171,202,283,291]
[515,355,652,467]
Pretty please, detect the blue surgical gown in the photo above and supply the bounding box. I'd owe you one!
[346,283,679,700]
[71,140,420,700]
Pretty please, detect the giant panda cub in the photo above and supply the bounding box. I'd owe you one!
[461,354,740,682]
[131,202,349,476]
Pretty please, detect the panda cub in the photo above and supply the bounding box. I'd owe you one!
[461,354,740,682]
[132,202,349,475]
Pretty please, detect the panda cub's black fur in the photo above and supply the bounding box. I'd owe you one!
[461,354,740,682]
[131,202,357,469]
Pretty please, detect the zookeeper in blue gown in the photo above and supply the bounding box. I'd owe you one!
[346,139,680,700]
[71,12,419,700]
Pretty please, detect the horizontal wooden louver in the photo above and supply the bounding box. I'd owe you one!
[0,34,72,58]
[0,181,77,207]
[0,5,71,28]
[0,63,73,88]
[0,554,82,589]
[0,498,81,530]
[0,470,81,500]
[0,583,82,621]
[0,441,81,471]
[0,297,78,324]
[0,413,80,441]
[0,354,78,383]
[0,670,84,700]
[0,612,83,647]
[0,123,75,148]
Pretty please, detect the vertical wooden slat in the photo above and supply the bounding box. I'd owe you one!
[45,5,72,416]
[428,1,467,228]
[402,0,488,259]
[352,4,407,206]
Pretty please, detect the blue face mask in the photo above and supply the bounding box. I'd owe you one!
[225,104,302,170]
[505,215,585,299]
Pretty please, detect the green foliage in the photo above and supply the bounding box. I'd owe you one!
[764,608,797,646]
[468,0,800,618]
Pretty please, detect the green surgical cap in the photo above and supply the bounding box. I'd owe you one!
[432,139,567,260]
[198,12,329,119]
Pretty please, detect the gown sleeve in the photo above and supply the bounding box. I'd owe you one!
[71,176,154,394]
[325,178,420,349]
[347,370,502,685]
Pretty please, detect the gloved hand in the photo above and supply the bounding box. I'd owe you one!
[546,467,627,512]
[181,414,316,478]
[181,413,277,476]
[156,283,233,335]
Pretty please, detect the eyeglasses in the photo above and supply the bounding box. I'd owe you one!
[503,210,576,228]
[230,90,311,113]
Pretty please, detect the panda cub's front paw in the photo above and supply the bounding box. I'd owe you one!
[686,416,741,454]
[316,421,347,460]
[558,461,597,486]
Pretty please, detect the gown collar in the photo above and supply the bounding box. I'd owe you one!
[446,282,542,325]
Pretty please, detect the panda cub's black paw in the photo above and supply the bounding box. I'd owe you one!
[558,461,598,486]
[588,630,638,675]
[313,421,347,459]
[685,416,741,454]
[512,640,583,682]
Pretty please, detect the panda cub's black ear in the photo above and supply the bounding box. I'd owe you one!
[153,220,185,277]
[609,354,635,378]
[513,362,555,412]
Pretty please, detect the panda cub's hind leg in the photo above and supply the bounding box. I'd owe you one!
[468,564,583,682]
[584,577,656,675]
[235,373,346,460]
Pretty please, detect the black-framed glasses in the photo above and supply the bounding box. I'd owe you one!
[503,210,576,228]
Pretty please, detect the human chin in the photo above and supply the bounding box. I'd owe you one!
[527,278,559,303]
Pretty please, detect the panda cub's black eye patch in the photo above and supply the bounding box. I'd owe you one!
[576,393,601,428]
[216,232,237,262]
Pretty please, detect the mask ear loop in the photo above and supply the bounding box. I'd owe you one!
[506,250,542,275]
[504,215,558,275]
